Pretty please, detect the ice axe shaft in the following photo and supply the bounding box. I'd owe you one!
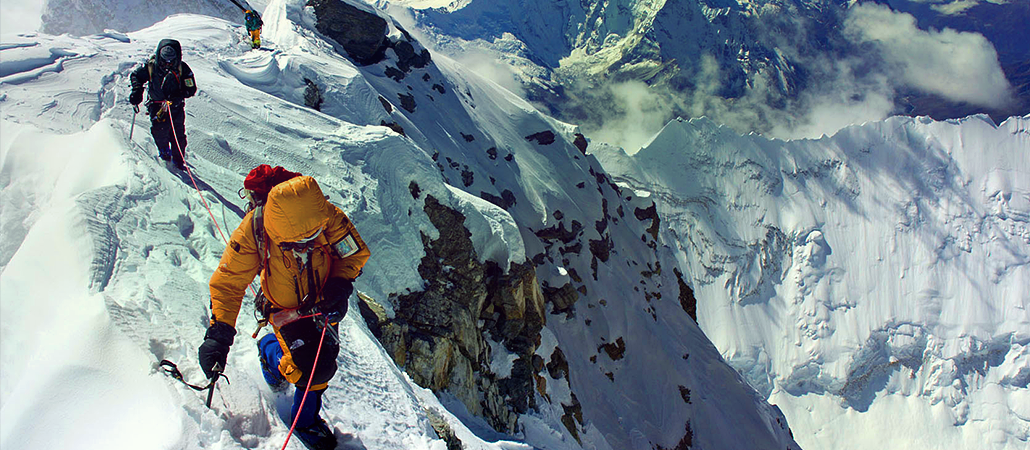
[205,362,224,408]
[129,105,138,140]
[205,376,217,408]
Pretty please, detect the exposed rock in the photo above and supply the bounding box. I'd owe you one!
[635,202,660,240]
[504,153,514,162]
[546,347,569,380]
[398,92,416,112]
[357,195,548,434]
[461,167,474,187]
[303,78,324,111]
[560,242,582,256]
[306,0,388,64]
[408,181,421,199]
[674,268,697,322]
[544,282,578,315]
[588,234,612,262]
[385,66,405,81]
[561,392,584,444]
[486,147,498,160]
[678,385,692,404]
[307,0,431,71]
[479,189,516,210]
[377,95,393,113]
[534,220,582,244]
[427,408,463,450]
[393,38,431,72]
[599,337,626,361]
[432,83,446,94]
[422,73,431,81]
[460,132,475,142]
[525,130,556,145]
[657,421,694,450]
[380,120,405,136]
[573,133,588,154]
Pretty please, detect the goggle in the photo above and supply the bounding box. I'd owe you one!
[279,227,324,253]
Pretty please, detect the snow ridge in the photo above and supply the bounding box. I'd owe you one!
[594,114,1030,450]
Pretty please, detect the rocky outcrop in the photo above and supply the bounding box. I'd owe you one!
[303,78,324,111]
[525,130,557,145]
[307,0,431,69]
[674,268,697,322]
[357,193,547,434]
[306,0,388,64]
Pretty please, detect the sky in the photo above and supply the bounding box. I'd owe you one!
[0,0,43,34]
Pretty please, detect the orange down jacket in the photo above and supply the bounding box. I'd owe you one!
[209,176,370,327]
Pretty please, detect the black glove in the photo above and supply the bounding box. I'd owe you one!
[198,321,236,379]
[319,277,353,322]
[129,89,143,106]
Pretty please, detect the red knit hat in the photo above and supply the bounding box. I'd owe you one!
[244,164,301,197]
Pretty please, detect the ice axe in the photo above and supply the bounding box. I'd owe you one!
[206,362,223,408]
[129,104,139,140]
[158,359,230,409]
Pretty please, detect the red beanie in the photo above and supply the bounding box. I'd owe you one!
[244,164,301,196]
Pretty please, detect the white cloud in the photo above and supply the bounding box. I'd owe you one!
[844,2,1014,108]
[588,80,674,154]
[0,0,44,35]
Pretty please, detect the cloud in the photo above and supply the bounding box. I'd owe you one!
[451,46,527,98]
[586,80,675,153]
[843,2,1014,108]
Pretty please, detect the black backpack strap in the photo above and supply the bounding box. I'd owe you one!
[253,205,267,272]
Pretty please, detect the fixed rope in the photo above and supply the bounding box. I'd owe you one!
[164,101,259,297]
[166,101,231,245]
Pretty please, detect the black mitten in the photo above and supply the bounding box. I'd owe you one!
[198,321,236,379]
[320,277,353,322]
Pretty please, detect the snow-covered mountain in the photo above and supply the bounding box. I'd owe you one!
[1,1,800,449]
[383,0,1024,147]
[592,114,1030,449]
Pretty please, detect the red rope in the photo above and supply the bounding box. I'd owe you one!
[166,102,230,244]
[164,102,259,299]
[281,315,330,450]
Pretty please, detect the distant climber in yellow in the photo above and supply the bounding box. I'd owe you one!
[244,9,263,49]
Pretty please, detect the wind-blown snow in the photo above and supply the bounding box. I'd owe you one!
[594,114,1030,450]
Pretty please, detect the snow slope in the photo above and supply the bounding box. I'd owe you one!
[593,114,1030,449]
[1,1,799,449]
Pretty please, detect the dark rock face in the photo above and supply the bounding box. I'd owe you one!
[398,92,416,112]
[380,120,405,136]
[306,0,388,64]
[377,95,393,113]
[303,78,324,111]
[393,38,432,72]
[573,133,588,154]
[357,195,547,434]
[674,268,697,322]
[479,189,516,209]
[525,130,557,145]
[635,201,660,240]
[307,0,431,69]
[599,337,626,361]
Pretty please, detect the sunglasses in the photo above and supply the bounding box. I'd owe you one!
[279,227,324,253]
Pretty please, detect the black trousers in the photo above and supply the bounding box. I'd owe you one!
[149,104,187,163]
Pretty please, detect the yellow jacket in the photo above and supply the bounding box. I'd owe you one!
[209,176,370,327]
